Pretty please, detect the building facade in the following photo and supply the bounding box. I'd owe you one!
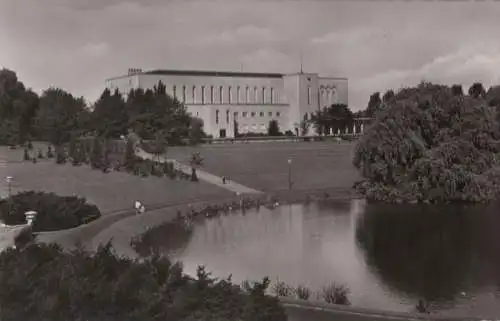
[105,68,348,138]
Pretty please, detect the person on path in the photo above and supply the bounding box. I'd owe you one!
[222,176,226,184]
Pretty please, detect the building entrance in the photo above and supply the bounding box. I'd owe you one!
[219,129,227,138]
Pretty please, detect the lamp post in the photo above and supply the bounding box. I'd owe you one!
[5,176,12,198]
[287,159,292,191]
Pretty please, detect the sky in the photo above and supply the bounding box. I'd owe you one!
[1,0,500,111]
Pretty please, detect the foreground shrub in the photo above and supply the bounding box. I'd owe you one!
[0,243,287,321]
[320,282,350,305]
[0,191,101,232]
[353,82,500,204]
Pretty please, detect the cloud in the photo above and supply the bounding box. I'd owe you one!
[195,25,278,46]
[2,0,500,110]
[81,42,110,58]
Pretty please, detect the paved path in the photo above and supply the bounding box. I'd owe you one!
[135,148,263,195]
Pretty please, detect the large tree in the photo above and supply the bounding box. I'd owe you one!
[353,82,500,204]
[91,88,128,138]
[35,88,88,146]
[312,104,354,135]
[0,68,39,144]
[364,92,382,118]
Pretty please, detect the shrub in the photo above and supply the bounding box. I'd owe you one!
[23,148,30,161]
[0,242,287,321]
[320,282,350,305]
[0,191,101,232]
[191,167,199,182]
[272,279,295,297]
[55,145,66,164]
[46,145,54,158]
[295,284,311,300]
[90,137,103,169]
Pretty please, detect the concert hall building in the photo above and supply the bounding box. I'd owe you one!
[105,68,348,138]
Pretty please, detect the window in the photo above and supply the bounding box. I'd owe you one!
[277,112,281,117]
[182,85,186,103]
[254,87,258,103]
[245,86,249,104]
[210,86,214,104]
[173,85,177,99]
[307,86,312,105]
[234,111,238,118]
[216,109,219,125]
[252,124,257,130]
[237,86,240,104]
[268,111,272,117]
[251,112,256,117]
[270,88,274,104]
[196,112,199,117]
[243,112,248,117]
[260,124,266,130]
[228,86,232,104]
[201,86,205,104]
[226,110,229,123]
[259,111,264,117]
[262,87,266,104]
[219,86,223,104]
[192,86,196,103]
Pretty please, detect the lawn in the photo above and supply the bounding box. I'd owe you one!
[0,146,232,214]
[167,141,362,193]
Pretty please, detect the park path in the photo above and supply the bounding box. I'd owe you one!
[135,148,263,195]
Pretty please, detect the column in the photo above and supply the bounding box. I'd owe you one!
[360,123,364,134]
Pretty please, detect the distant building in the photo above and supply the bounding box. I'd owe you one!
[105,68,348,138]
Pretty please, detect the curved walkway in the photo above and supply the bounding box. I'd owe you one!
[135,147,263,195]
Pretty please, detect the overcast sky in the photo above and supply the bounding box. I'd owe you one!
[1,0,500,110]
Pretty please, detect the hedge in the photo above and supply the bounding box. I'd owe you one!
[0,191,101,232]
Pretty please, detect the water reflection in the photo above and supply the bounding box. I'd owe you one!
[139,200,500,317]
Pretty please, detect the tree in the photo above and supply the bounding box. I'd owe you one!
[188,117,205,144]
[91,88,128,138]
[89,137,103,169]
[36,88,87,146]
[364,92,382,118]
[124,138,136,172]
[312,104,354,135]
[149,131,167,162]
[300,120,310,136]
[451,84,463,96]
[0,68,39,145]
[468,82,486,98]
[382,89,395,102]
[267,120,280,136]
[353,82,500,203]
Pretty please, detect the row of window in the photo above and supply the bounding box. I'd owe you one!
[170,85,277,105]
[306,86,337,105]
[215,110,281,124]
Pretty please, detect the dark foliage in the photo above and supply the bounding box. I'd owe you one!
[0,242,287,321]
[0,191,101,232]
[268,120,281,136]
[353,82,500,203]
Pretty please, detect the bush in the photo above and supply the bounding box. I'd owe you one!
[320,283,350,305]
[0,191,102,232]
[295,284,311,300]
[46,144,54,158]
[272,279,295,297]
[191,167,199,182]
[0,243,287,321]
[23,148,30,161]
[55,145,66,164]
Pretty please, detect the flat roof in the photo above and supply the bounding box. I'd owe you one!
[106,69,347,81]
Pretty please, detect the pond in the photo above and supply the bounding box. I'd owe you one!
[137,199,500,318]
